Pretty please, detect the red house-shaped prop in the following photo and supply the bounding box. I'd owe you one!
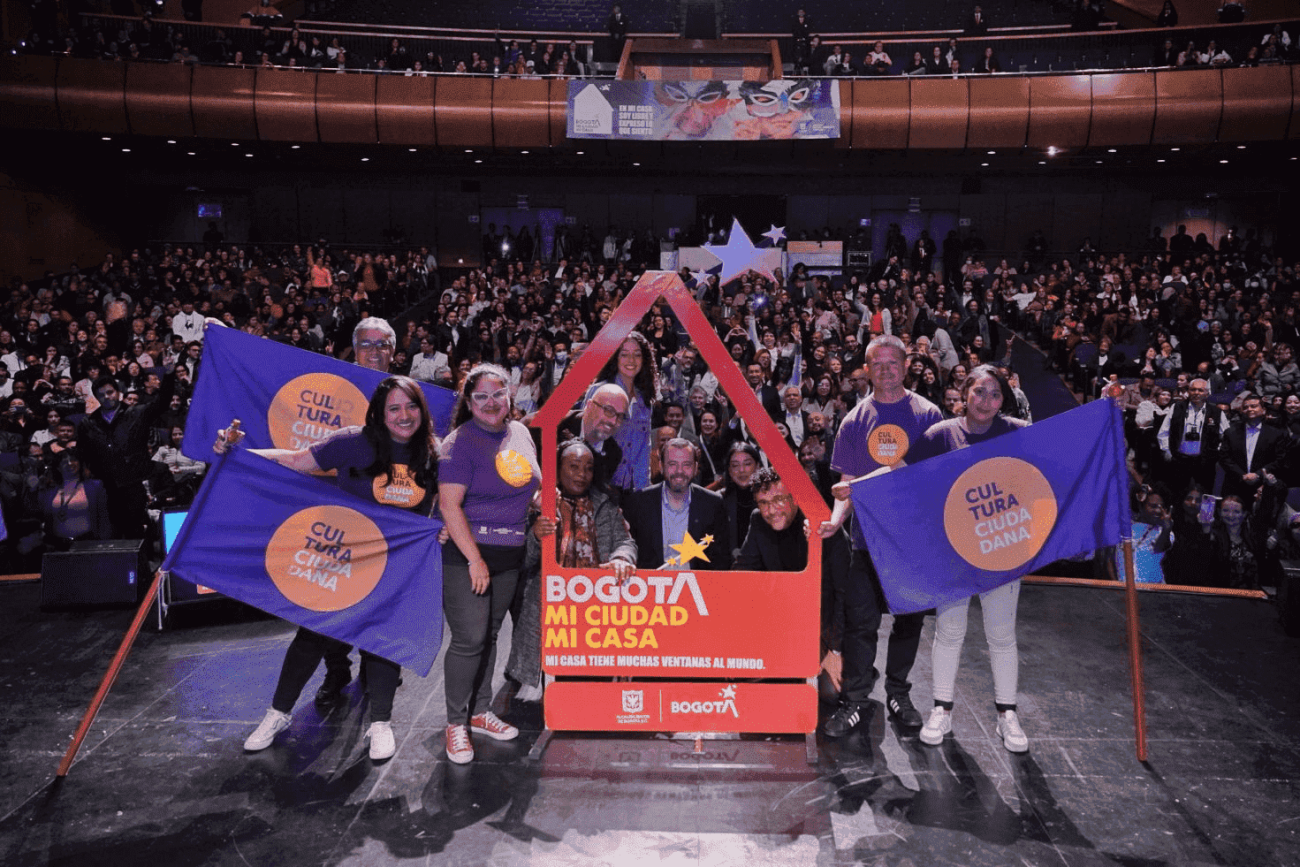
[530,271,830,734]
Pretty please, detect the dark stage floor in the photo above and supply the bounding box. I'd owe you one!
[1,580,1297,866]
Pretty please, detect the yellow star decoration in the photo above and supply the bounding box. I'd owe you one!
[670,532,713,567]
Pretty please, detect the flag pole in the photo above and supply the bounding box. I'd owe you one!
[1121,537,1148,762]
[57,568,165,777]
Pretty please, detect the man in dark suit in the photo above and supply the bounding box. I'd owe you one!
[747,362,782,421]
[556,383,626,494]
[1218,393,1290,500]
[781,385,811,446]
[621,438,732,570]
[737,468,847,691]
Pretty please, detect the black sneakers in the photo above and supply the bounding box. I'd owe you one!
[823,702,866,737]
[887,694,923,728]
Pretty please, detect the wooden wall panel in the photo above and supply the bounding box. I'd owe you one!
[1088,72,1155,147]
[0,55,60,131]
[1153,68,1222,145]
[492,78,551,148]
[1292,64,1300,140]
[125,62,194,139]
[850,79,909,149]
[1027,75,1091,150]
[56,57,126,134]
[1219,66,1291,143]
[316,73,377,144]
[255,69,318,143]
[375,75,435,146]
[191,65,258,140]
[967,77,1029,149]
[435,76,493,147]
[549,78,570,148]
[908,78,968,149]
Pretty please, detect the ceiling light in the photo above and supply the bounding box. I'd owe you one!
[291,145,300,149]
[121,148,130,153]
[987,150,995,155]
[187,151,195,156]
[474,159,482,164]
[166,139,176,144]
[245,153,253,157]
[102,136,111,141]
[1219,159,1228,164]
[1157,159,1165,163]
[1170,147,1180,152]
[361,157,369,162]
[409,148,417,152]
[1107,148,1116,153]
[981,162,989,167]
[1047,146,1058,156]
[521,150,529,154]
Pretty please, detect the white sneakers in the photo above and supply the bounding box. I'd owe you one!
[244,709,291,751]
[245,709,399,760]
[366,721,396,760]
[919,707,952,745]
[997,710,1029,753]
[918,707,1030,753]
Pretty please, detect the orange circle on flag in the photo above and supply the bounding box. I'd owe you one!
[867,424,909,466]
[943,457,1057,571]
[264,505,388,611]
[268,373,367,450]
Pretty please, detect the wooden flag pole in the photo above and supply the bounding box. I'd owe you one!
[57,569,165,777]
[1120,538,1148,762]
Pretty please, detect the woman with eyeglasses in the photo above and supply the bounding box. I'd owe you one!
[438,363,540,764]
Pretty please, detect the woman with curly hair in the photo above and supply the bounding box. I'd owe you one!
[587,330,658,494]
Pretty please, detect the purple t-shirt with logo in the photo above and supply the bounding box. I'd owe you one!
[831,390,943,550]
[309,428,435,515]
[438,419,540,548]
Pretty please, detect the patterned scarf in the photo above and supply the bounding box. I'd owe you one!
[556,488,599,567]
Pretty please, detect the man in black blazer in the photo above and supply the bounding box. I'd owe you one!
[780,385,812,446]
[737,468,847,691]
[1218,394,1291,500]
[747,362,782,421]
[622,438,732,570]
[555,383,627,495]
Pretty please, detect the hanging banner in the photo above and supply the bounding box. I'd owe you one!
[567,80,841,141]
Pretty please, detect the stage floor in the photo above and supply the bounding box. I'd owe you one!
[1,581,1297,866]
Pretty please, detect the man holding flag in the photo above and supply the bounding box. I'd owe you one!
[820,335,941,738]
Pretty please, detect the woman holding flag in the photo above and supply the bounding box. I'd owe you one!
[910,364,1032,753]
[221,375,439,761]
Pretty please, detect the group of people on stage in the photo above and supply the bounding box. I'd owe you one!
[221,314,1036,766]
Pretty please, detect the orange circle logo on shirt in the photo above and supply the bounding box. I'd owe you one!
[867,424,910,466]
[943,457,1058,571]
[268,373,367,450]
[265,505,388,611]
[496,449,533,487]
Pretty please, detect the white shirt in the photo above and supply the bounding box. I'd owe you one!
[172,311,204,344]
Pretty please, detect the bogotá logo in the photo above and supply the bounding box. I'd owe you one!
[669,685,739,718]
[943,457,1057,571]
[265,505,388,611]
[868,424,909,466]
[268,373,367,450]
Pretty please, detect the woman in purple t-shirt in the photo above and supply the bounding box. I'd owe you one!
[439,363,540,764]
[912,364,1033,754]
[231,376,439,762]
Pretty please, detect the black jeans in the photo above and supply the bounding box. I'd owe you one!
[442,547,520,726]
[271,627,400,721]
[836,547,925,705]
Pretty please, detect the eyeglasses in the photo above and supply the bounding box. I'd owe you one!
[470,387,510,405]
[755,493,793,512]
[356,340,393,352]
[590,400,628,422]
